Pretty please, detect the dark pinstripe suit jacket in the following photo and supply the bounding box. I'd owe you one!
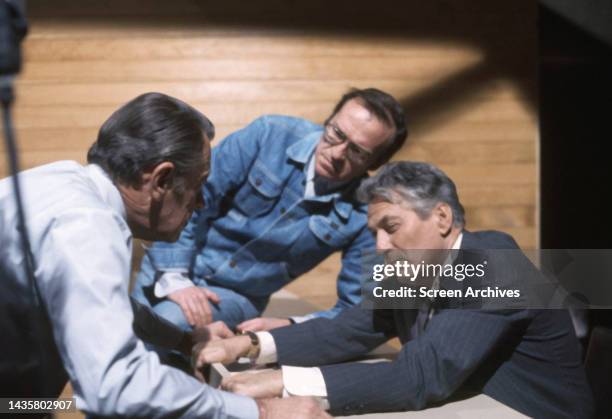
[270,230,594,418]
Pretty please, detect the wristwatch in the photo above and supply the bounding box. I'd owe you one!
[243,330,260,360]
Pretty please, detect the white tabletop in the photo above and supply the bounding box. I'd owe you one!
[337,393,527,418]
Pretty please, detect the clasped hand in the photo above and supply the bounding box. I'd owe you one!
[191,331,331,419]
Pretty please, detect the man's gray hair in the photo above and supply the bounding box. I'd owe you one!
[357,161,465,227]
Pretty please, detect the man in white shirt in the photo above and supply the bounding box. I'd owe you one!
[0,92,329,419]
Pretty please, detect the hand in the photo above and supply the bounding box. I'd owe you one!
[179,321,235,357]
[167,286,220,328]
[192,335,252,377]
[237,317,291,332]
[221,370,283,399]
[192,321,235,343]
[256,397,331,419]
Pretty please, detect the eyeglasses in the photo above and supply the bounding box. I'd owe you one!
[322,122,374,164]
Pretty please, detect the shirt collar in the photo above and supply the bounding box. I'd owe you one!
[442,232,464,265]
[306,150,316,183]
[451,232,463,250]
[85,164,127,221]
[431,232,465,294]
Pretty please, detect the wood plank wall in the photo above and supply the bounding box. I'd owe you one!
[3,0,538,311]
[4,2,537,272]
[2,2,536,414]
[4,1,538,251]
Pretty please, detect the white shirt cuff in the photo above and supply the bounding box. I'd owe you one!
[255,331,278,365]
[282,366,330,410]
[154,271,193,298]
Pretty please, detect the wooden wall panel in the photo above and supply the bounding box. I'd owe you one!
[2,0,538,247]
[2,0,538,297]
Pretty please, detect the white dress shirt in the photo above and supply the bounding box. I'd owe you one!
[0,161,257,418]
[254,233,464,404]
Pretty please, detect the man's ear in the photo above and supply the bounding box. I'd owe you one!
[434,202,454,237]
[149,162,176,201]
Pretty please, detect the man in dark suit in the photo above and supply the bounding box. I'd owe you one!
[193,161,594,418]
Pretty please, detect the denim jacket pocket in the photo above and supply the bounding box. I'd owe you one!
[308,215,351,249]
[234,160,283,217]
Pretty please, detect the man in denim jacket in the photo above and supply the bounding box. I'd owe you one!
[132,88,408,331]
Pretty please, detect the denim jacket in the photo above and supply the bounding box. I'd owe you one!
[140,115,375,320]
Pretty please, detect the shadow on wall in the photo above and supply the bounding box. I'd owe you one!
[27,0,537,143]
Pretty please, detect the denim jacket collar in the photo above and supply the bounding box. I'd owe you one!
[328,197,349,220]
